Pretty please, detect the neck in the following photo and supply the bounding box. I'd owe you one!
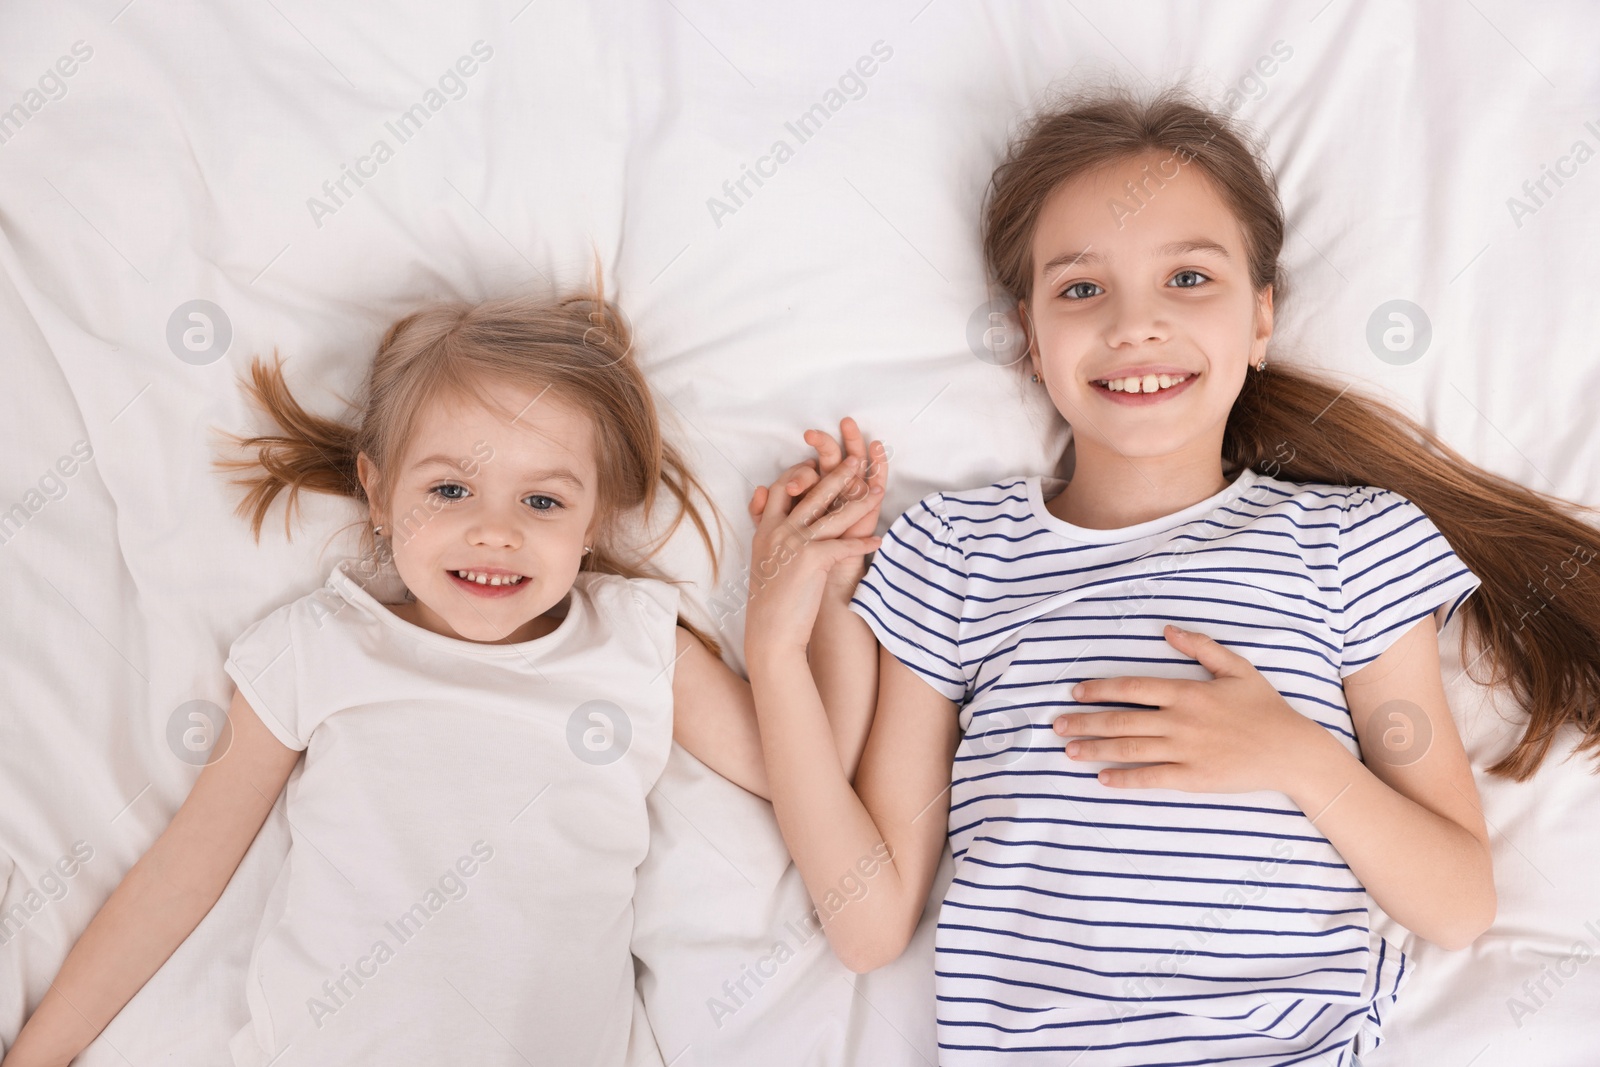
[1047,440,1236,530]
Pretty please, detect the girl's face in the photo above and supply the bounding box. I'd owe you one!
[1023,149,1273,466]
[359,383,600,644]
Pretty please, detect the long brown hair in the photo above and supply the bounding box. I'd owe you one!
[212,273,727,655]
[982,84,1600,780]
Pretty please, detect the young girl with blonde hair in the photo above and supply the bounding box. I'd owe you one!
[745,86,1600,1065]
[3,284,844,1066]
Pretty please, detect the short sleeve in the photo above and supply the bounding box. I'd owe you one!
[848,492,969,703]
[1337,488,1482,678]
[224,602,308,750]
[628,575,683,679]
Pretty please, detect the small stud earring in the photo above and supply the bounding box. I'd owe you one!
[1030,373,1040,383]
[374,524,385,536]
[1256,357,1268,372]
[583,546,592,555]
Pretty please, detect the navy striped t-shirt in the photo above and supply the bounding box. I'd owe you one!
[847,466,1482,1066]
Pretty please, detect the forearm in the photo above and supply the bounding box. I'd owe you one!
[748,647,915,971]
[807,559,879,780]
[1289,738,1495,950]
[5,843,221,1065]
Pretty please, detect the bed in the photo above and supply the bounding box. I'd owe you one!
[2,1,1597,1063]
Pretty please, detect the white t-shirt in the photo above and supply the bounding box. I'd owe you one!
[222,557,680,1066]
[848,467,1482,1066]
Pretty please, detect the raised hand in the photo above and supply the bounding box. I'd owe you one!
[745,454,884,659]
[748,417,889,546]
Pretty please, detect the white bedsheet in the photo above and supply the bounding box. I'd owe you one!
[2,2,1597,1064]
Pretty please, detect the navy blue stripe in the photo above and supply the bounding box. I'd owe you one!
[1342,530,1442,596]
[968,609,1341,656]
[958,855,1366,895]
[962,526,1051,544]
[1215,500,1341,531]
[939,944,1365,989]
[965,834,1354,871]
[1339,497,1414,552]
[942,489,1029,508]
[954,509,1052,529]
[847,597,964,690]
[849,578,960,665]
[938,921,1365,962]
[934,1004,1363,1062]
[940,897,1368,941]
[948,813,1345,850]
[851,598,960,697]
[1169,532,1341,561]
[951,877,1368,918]
[933,966,1360,1007]
[947,778,1304,818]
[1343,564,1474,644]
[938,1002,1368,1067]
[1005,646,1340,683]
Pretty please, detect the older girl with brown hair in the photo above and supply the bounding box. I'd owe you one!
[745,86,1600,1065]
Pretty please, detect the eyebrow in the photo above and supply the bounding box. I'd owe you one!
[1041,239,1233,280]
[412,454,586,491]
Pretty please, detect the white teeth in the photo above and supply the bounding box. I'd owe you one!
[1099,373,1190,394]
[453,570,524,586]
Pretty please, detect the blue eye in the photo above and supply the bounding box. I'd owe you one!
[427,484,564,513]
[1059,271,1211,299]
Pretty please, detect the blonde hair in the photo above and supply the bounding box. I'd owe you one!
[212,279,726,655]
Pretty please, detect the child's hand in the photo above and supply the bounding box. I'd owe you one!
[1051,625,1337,794]
[748,417,889,591]
[745,455,883,661]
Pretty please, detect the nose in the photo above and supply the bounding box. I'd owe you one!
[1104,287,1169,348]
[466,501,523,549]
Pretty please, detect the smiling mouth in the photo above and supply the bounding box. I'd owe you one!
[1092,372,1194,394]
[449,569,527,588]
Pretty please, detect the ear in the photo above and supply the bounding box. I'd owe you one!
[1017,298,1042,378]
[1254,285,1274,341]
[582,508,609,553]
[1251,285,1274,364]
[355,451,383,527]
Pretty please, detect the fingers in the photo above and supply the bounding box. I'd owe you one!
[1162,625,1242,678]
[838,416,866,470]
[791,453,865,519]
[759,419,887,540]
[805,427,844,473]
[754,460,826,534]
[782,464,821,498]
[1069,675,1185,710]
[1097,764,1182,789]
[790,455,882,539]
[1052,709,1166,739]
[804,417,877,479]
[863,437,889,497]
[826,534,884,563]
[807,477,884,543]
[1063,734,1172,764]
[1054,712,1182,785]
